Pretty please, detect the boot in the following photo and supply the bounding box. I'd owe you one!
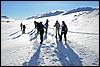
[40,42,42,44]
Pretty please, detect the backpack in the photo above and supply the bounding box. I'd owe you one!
[64,24,68,31]
[39,24,44,32]
[61,24,68,33]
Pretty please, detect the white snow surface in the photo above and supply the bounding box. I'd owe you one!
[1,9,99,66]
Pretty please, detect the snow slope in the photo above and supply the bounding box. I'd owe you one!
[1,7,99,66]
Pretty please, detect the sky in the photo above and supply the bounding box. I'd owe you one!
[1,1,99,20]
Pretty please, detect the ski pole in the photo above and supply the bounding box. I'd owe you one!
[36,33,37,43]
[46,33,47,43]
[53,27,54,43]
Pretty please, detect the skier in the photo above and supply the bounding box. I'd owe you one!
[22,25,26,34]
[20,23,23,31]
[59,21,68,42]
[44,19,49,33]
[39,22,46,44]
[54,20,60,38]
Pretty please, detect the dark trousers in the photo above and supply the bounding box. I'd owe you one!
[22,29,25,34]
[37,28,40,33]
[45,28,48,33]
[60,31,67,41]
[40,32,44,43]
[21,27,22,31]
[35,25,36,28]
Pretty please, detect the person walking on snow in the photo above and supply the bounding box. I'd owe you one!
[22,25,26,34]
[39,22,46,44]
[44,19,49,33]
[20,23,23,31]
[54,20,60,38]
[59,21,68,42]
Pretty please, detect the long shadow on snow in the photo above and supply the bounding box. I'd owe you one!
[27,28,35,35]
[22,44,42,66]
[56,39,83,66]
[29,29,36,36]
[11,29,36,40]
[12,34,22,39]
[30,33,39,41]
[9,30,21,36]
[12,31,36,40]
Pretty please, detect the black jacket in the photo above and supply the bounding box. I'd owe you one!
[61,24,68,33]
[39,23,44,33]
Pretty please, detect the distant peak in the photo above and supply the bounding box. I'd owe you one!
[26,10,65,20]
[1,16,9,19]
[63,7,99,15]
[1,16,14,22]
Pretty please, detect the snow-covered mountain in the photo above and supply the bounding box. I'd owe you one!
[1,7,99,66]
[1,16,9,19]
[63,7,99,15]
[26,7,98,20]
[26,10,66,19]
[1,16,14,22]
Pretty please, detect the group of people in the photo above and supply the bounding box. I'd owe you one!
[34,19,49,44]
[20,23,26,34]
[54,20,68,42]
[20,19,68,44]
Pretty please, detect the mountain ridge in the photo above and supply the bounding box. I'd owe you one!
[26,10,66,19]
[1,16,14,22]
[26,7,99,20]
[1,16,9,19]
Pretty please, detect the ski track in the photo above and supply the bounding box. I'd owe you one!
[68,31,99,35]
[2,26,99,66]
